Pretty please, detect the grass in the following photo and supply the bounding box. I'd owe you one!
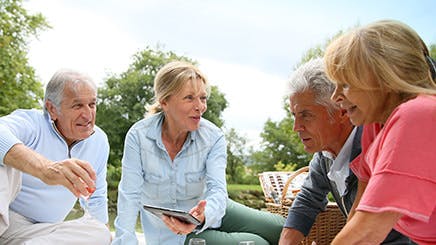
[227,184,262,192]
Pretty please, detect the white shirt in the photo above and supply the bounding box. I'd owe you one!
[324,127,357,196]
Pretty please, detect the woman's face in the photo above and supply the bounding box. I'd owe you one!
[161,78,208,132]
[331,81,388,125]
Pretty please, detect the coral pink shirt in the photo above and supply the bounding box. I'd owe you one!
[350,95,436,244]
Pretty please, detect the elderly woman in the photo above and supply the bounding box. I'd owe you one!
[324,20,436,244]
[112,61,285,245]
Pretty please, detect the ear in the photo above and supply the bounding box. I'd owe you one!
[159,99,168,111]
[338,108,350,123]
[45,100,58,121]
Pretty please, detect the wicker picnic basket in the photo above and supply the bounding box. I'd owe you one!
[259,166,346,245]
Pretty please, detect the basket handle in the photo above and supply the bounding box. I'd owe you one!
[281,166,309,204]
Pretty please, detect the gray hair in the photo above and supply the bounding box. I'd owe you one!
[288,58,338,116]
[43,69,97,114]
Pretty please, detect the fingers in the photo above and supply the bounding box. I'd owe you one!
[189,200,207,223]
[43,159,96,197]
[162,215,195,235]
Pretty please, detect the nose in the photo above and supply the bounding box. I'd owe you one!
[81,105,94,119]
[292,117,304,132]
[194,97,206,112]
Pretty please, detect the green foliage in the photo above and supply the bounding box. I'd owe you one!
[430,44,436,59]
[225,128,247,183]
[96,46,228,190]
[0,0,49,115]
[248,31,350,172]
[250,115,311,172]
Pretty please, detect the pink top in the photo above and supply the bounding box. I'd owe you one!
[350,95,436,244]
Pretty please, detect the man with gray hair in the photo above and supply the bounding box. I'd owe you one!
[0,69,111,244]
[278,58,412,244]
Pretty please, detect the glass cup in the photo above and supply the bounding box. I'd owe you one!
[80,186,96,219]
[188,238,206,245]
[239,241,255,245]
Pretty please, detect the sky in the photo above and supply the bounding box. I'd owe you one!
[24,0,436,147]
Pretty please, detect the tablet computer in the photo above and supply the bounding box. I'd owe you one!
[143,204,201,226]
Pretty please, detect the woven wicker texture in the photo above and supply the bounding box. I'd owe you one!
[259,167,346,245]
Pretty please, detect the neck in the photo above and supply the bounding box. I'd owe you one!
[378,92,414,123]
[161,120,188,148]
[327,123,354,157]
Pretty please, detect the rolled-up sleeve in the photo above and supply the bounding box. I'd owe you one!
[83,131,110,224]
[112,128,144,244]
[200,134,228,232]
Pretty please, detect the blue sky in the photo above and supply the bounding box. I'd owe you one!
[26,0,436,147]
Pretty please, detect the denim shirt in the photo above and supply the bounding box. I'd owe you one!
[112,113,227,245]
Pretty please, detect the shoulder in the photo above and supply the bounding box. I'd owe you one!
[197,118,224,138]
[8,109,45,121]
[393,95,436,119]
[129,114,159,134]
[92,125,109,143]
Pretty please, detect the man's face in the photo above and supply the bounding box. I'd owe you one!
[47,82,97,145]
[289,91,345,154]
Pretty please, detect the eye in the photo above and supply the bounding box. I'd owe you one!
[184,95,194,100]
[342,83,350,89]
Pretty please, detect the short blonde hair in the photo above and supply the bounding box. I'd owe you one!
[324,19,436,97]
[146,61,209,115]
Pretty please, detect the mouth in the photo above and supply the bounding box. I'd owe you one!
[345,105,357,116]
[299,135,311,144]
[190,116,201,121]
[77,121,92,129]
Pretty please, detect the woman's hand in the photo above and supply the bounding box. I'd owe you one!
[162,200,207,235]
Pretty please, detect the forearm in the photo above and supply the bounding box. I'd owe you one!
[332,210,401,244]
[3,143,50,179]
[279,227,305,245]
[347,180,367,221]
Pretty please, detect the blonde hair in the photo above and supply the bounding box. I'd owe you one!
[324,19,436,97]
[146,61,209,116]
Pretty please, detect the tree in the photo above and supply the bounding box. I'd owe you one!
[250,103,311,172]
[96,47,228,190]
[430,44,436,60]
[249,32,349,172]
[0,0,49,115]
[225,128,247,184]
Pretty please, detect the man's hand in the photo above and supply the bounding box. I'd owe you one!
[40,158,96,197]
[4,144,96,197]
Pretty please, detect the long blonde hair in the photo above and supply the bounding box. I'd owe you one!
[324,19,436,97]
[146,61,209,116]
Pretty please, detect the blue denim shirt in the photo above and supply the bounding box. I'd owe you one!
[112,113,227,245]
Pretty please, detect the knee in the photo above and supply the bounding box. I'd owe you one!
[90,222,112,245]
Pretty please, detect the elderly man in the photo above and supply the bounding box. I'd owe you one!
[0,69,111,244]
[278,58,413,244]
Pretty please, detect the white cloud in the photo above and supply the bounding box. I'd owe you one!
[26,0,141,85]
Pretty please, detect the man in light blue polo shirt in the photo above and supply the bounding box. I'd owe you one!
[0,69,111,244]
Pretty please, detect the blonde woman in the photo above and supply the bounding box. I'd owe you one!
[113,61,285,245]
[325,20,436,244]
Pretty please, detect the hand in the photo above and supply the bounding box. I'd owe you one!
[40,158,96,197]
[3,144,96,197]
[162,200,207,235]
